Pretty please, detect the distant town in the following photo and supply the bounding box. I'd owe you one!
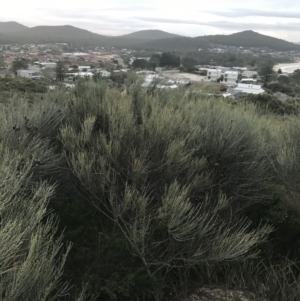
[1,29,300,101]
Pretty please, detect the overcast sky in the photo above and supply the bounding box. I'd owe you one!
[2,0,300,41]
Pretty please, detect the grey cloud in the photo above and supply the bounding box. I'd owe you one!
[202,21,300,32]
[98,5,152,12]
[136,17,300,32]
[206,9,300,19]
[136,17,206,25]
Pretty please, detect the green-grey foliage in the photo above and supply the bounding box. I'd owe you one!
[4,79,300,300]
[0,142,71,300]
[59,82,273,299]
[0,90,93,300]
[11,57,29,74]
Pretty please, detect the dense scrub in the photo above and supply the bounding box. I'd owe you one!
[264,70,300,97]
[241,93,300,115]
[1,81,300,300]
[0,76,47,93]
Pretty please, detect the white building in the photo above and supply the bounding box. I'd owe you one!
[232,67,248,72]
[100,70,111,77]
[62,52,89,57]
[242,70,258,78]
[207,69,222,81]
[141,74,163,87]
[78,66,91,71]
[17,69,43,79]
[40,62,56,69]
[234,83,264,95]
[66,71,94,80]
[224,71,239,85]
[240,78,257,84]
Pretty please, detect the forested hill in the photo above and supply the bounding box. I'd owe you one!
[0,24,148,48]
[0,21,28,34]
[195,30,300,51]
[0,22,299,52]
[140,30,300,51]
[0,25,117,45]
[120,29,182,40]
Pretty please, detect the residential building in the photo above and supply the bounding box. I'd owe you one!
[40,62,57,69]
[78,66,91,71]
[240,78,257,84]
[242,70,258,78]
[100,70,111,77]
[232,67,248,72]
[234,83,264,95]
[66,71,94,79]
[207,69,222,81]
[224,71,239,85]
[17,69,43,79]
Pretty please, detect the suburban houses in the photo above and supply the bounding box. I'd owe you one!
[1,39,299,101]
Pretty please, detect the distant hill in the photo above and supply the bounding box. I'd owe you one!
[4,25,110,45]
[121,30,182,40]
[0,21,28,34]
[0,22,299,52]
[0,25,147,48]
[141,30,300,52]
[193,31,300,51]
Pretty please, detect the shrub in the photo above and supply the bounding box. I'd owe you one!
[59,82,273,299]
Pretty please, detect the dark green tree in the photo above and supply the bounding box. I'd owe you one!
[160,52,180,68]
[132,59,149,69]
[0,55,5,69]
[56,60,65,82]
[258,61,275,83]
[182,57,198,72]
[12,57,29,74]
[149,54,161,69]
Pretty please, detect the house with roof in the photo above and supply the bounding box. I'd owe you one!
[17,69,43,79]
[240,78,257,85]
[40,62,57,69]
[207,69,222,81]
[242,70,258,78]
[78,66,91,71]
[224,71,239,85]
[223,83,265,100]
[66,71,94,80]
[234,83,264,94]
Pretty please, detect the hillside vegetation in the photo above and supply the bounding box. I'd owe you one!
[121,29,183,40]
[194,30,300,51]
[0,21,28,33]
[2,79,300,300]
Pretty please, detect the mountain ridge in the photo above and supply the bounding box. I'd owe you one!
[0,22,299,52]
[0,21,28,34]
[120,29,183,40]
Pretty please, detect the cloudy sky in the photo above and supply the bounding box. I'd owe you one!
[1,0,300,41]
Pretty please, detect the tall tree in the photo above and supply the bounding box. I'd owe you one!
[149,54,161,69]
[56,60,65,81]
[182,57,198,72]
[160,52,180,68]
[12,57,28,74]
[258,61,275,83]
[0,55,5,69]
[132,59,149,69]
